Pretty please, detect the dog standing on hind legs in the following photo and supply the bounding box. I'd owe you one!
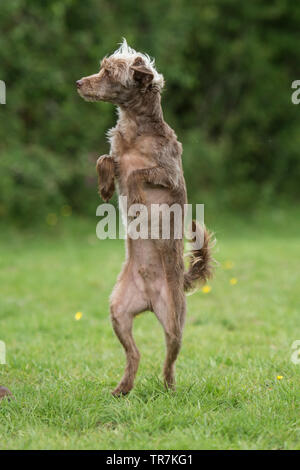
[77,39,214,396]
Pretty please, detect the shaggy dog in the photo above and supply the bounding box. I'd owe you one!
[77,40,213,395]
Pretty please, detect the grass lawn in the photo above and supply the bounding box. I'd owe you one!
[0,209,299,450]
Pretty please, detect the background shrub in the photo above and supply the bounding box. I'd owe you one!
[0,0,299,223]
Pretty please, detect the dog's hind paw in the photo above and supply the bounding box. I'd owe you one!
[111,383,133,397]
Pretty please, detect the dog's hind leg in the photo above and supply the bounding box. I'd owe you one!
[152,283,186,390]
[110,265,148,396]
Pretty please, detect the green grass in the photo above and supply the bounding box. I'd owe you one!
[0,210,299,450]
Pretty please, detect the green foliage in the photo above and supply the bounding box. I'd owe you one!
[0,0,300,221]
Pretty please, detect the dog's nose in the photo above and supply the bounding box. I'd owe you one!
[76,80,83,88]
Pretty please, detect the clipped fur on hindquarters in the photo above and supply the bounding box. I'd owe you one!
[184,221,215,292]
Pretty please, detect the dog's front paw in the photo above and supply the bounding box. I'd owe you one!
[130,196,145,207]
[127,171,146,207]
[96,155,115,201]
[100,182,115,202]
[128,187,146,207]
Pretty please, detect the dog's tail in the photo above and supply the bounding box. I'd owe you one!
[184,221,215,292]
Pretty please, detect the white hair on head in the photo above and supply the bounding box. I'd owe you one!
[110,38,164,91]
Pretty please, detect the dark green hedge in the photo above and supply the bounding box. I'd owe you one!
[1,0,299,222]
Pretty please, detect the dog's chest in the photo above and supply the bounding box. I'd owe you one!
[112,132,154,192]
[118,150,149,181]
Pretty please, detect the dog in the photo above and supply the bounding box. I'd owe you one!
[77,39,214,395]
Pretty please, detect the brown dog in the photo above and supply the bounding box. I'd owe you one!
[77,40,214,395]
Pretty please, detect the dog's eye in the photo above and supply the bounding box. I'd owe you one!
[105,69,111,77]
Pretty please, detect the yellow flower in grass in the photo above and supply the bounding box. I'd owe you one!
[277,375,283,380]
[46,213,58,226]
[223,260,234,270]
[75,311,83,321]
[202,285,212,294]
[230,278,238,285]
[61,205,72,217]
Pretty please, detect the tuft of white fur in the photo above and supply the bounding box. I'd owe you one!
[110,38,164,90]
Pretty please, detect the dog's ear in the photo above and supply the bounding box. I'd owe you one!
[131,57,153,85]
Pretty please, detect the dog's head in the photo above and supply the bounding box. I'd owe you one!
[76,39,164,105]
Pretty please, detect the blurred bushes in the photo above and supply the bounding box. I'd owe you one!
[0,0,299,223]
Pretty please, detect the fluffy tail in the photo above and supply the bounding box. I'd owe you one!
[184,221,215,292]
